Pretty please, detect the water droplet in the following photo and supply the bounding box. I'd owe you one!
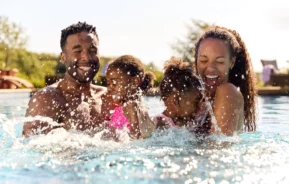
[32,99,36,103]
[73,72,76,76]
[86,77,89,81]
[70,111,75,116]
[66,103,69,107]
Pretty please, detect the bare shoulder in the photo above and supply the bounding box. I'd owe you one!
[213,83,244,135]
[26,86,64,117]
[30,85,63,103]
[215,83,243,103]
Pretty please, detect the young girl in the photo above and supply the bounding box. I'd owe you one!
[102,55,156,139]
[154,57,212,134]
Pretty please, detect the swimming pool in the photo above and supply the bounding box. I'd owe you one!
[0,92,289,183]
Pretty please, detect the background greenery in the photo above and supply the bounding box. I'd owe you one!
[2,16,282,88]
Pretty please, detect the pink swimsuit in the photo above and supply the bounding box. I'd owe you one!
[109,106,130,130]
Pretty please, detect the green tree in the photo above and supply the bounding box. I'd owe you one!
[171,19,213,62]
[145,62,163,87]
[0,16,28,68]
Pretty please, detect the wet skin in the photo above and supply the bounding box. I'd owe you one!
[23,31,106,137]
[102,66,155,139]
[196,38,244,135]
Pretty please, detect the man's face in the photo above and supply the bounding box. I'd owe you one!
[61,31,100,83]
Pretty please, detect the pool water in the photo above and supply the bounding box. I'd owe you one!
[0,93,289,184]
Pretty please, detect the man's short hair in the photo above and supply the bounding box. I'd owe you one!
[60,21,98,50]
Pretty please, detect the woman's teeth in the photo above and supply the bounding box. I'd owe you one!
[206,75,218,79]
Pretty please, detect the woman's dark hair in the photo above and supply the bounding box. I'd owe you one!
[194,26,257,132]
[160,57,203,100]
[108,55,155,93]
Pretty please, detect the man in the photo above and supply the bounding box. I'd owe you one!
[23,22,106,137]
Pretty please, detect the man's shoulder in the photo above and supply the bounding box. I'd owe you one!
[31,85,63,101]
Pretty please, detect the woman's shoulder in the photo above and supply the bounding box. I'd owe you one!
[215,83,243,101]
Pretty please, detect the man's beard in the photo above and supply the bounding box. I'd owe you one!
[67,60,100,83]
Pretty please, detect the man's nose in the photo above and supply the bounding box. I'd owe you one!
[81,50,92,61]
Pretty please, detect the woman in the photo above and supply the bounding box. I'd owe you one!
[194,26,257,135]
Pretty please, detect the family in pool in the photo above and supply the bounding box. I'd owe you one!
[22,21,257,138]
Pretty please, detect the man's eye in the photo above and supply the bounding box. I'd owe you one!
[74,50,81,53]
[199,60,207,63]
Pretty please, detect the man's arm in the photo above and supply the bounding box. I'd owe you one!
[213,83,244,136]
[23,89,62,137]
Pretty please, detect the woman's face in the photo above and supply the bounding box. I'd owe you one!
[196,38,232,95]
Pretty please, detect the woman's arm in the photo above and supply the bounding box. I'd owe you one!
[213,83,244,136]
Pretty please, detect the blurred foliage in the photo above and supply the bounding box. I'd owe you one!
[0,16,165,88]
[0,48,59,87]
[145,62,162,87]
[255,72,264,87]
[171,19,213,62]
[0,16,28,68]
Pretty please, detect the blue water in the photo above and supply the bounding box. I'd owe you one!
[0,93,289,184]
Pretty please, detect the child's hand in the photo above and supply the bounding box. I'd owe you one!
[123,102,141,138]
[138,108,156,138]
[123,102,155,139]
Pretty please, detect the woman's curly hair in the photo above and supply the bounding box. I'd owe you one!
[194,26,257,132]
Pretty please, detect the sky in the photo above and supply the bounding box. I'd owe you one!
[1,0,289,72]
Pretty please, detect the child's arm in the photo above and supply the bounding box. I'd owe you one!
[138,108,156,138]
[123,102,141,138]
[123,102,155,139]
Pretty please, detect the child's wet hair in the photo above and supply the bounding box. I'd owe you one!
[160,57,203,100]
[108,55,155,92]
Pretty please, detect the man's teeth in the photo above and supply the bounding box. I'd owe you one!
[79,66,91,71]
[206,75,218,79]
